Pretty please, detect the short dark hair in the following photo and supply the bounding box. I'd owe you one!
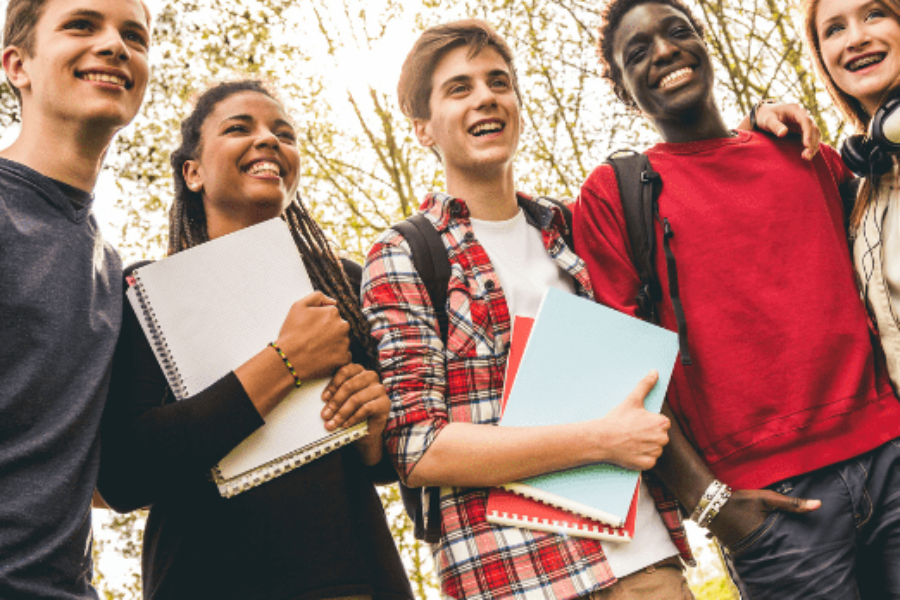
[2,0,152,104]
[397,18,521,121]
[597,0,706,107]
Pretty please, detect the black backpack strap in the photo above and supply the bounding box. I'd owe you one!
[606,152,692,365]
[541,197,574,249]
[391,214,450,544]
[392,214,451,347]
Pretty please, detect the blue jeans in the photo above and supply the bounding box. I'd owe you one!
[723,438,900,599]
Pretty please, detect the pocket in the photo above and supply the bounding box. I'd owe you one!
[725,510,781,557]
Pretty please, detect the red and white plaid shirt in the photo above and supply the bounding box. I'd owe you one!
[362,192,693,599]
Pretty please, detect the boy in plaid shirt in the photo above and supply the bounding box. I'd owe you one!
[361,19,694,600]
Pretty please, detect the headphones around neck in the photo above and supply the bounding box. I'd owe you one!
[842,95,900,178]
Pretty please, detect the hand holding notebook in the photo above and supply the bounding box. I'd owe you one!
[127,218,368,498]
[498,288,679,527]
[597,371,670,472]
[486,316,642,542]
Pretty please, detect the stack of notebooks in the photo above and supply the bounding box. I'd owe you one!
[485,289,679,542]
[127,218,367,498]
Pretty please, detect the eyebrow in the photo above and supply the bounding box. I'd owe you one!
[218,114,295,130]
[61,9,150,37]
[621,14,691,50]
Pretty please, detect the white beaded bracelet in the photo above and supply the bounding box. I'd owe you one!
[690,479,725,523]
[697,483,733,528]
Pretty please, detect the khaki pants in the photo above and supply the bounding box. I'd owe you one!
[584,556,694,600]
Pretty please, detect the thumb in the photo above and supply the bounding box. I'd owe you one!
[625,370,659,407]
[298,291,336,308]
[764,491,820,513]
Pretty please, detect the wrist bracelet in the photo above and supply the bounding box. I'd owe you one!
[269,341,303,388]
[690,479,725,523]
[697,484,733,528]
[749,98,778,130]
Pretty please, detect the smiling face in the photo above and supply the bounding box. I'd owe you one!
[612,2,715,127]
[183,91,301,233]
[414,45,520,182]
[816,0,900,115]
[4,0,150,129]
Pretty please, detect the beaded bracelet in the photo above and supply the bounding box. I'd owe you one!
[690,479,725,523]
[269,342,303,388]
[697,484,733,528]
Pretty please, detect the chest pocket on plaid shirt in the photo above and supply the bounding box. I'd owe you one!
[443,269,507,426]
[444,268,499,359]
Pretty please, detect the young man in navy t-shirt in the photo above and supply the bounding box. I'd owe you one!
[0,0,150,597]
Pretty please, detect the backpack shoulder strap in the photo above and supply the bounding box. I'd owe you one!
[390,214,448,544]
[540,197,574,249]
[392,213,451,347]
[605,151,692,365]
[605,152,662,321]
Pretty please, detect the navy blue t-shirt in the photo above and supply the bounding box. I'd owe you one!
[0,158,122,599]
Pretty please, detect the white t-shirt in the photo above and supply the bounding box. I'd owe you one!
[470,209,679,578]
[878,166,900,317]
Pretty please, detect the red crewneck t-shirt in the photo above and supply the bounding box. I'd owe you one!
[575,131,900,489]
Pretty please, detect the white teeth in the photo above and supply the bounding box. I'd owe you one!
[81,73,127,86]
[248,162,280,177]
[659,67,692,89]
[470,122,504,136]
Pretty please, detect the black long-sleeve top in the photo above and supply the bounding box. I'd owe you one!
[98,260,413,600]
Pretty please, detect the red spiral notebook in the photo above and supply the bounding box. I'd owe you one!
[485,316,639,542]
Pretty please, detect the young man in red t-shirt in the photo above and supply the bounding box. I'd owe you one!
[576,0,900,597]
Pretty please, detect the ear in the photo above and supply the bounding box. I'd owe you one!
[413,118,435,148]
[3,46,30,94]
[182,159,203,194]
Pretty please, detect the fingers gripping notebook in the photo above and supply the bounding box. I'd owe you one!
[127,218,367,498]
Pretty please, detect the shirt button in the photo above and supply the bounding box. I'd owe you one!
[485,280,495,291]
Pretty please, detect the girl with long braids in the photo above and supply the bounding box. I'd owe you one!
[802,0,900,389]
[97,80,413,600]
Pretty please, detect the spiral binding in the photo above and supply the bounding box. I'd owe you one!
[487,510,631,541]
[131,272,189,400]
[500,482,623,528]
[213,420,369,498]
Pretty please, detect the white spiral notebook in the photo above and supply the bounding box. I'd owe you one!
[126,218,367,498]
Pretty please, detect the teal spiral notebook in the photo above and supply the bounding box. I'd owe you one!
[499,288,679,527]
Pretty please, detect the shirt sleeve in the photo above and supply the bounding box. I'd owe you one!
[97,276,265,513]
[573,164,644,319]
[361,229,449,483]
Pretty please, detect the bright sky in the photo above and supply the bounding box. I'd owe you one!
[91,0,425,251]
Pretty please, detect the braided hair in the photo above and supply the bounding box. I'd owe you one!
[168,80,378,369]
